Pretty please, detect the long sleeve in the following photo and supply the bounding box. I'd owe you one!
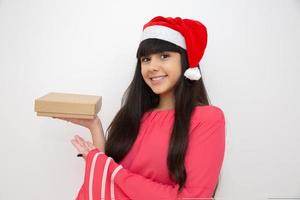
[76,108,225,200]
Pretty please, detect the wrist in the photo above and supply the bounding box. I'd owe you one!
[89,117,101,132]
[89,125,101,136]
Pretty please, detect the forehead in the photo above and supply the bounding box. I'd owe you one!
[136,39,181,59]
[142,51,178,57]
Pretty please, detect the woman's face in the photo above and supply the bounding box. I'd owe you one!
[140,51,182,95]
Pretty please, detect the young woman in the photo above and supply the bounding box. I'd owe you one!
[56,16,226,200]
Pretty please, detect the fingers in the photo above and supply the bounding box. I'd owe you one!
[71,138,87,154]
[52,117,89,127]
[75,135,89,149]
[67,118,82,124]
[71,135,96,158]
[71,139,83,153]
[52,117,70,122]
[86,141,96,151]
[52,117,78,123]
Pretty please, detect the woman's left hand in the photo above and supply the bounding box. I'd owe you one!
[52,116,101,132]
[71,135,96,160]
[53,116,105,151]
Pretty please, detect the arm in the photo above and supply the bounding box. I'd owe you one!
[89,121,105,152]
[76,110,225,200]
[53,116,105,151]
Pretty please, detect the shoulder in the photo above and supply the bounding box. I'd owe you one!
[191,105,225,126]
[189,105,226,141]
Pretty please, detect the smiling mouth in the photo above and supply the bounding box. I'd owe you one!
[150,75,167,81]
[149,75,167,84]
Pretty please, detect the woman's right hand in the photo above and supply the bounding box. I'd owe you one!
[71,135,97,160]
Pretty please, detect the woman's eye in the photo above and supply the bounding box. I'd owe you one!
[161,53,170,59]
[141,57,150,62]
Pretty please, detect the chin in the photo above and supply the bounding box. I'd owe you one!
[151,89,163,95]
[150,87,163,94]
[152,87,171,95]
[147,82,172,95]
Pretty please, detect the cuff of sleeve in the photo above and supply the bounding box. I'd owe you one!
[86,148,103,160]
[86,148,124,181]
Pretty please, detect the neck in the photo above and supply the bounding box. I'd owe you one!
[157,91,175,110]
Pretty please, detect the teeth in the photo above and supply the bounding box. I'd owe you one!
[152,77,164,81]
[151,76,166,81]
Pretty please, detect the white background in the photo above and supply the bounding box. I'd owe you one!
[0,0,299,199]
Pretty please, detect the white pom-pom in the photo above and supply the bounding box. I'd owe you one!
[184,67,201,80]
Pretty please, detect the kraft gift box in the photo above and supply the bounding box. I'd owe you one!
[34,92,102,119]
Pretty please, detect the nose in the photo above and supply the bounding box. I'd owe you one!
[149,56,161,71]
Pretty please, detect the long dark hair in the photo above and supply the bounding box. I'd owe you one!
[105,38,219,196]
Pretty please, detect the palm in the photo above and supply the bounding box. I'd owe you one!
[71,135,96,159]
[53,116,100,130]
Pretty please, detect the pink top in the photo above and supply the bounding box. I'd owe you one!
[76,105,226,200]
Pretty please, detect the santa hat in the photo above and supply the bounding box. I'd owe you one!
[140,16,207,81]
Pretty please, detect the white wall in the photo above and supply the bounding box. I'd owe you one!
[0,0,299,199]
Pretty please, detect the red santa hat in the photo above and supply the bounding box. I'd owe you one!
[140,16,208,81]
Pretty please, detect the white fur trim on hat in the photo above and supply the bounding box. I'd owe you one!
[184,67,201,80]
[141,25,186,49]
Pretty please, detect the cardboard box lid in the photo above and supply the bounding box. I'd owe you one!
[34,92,102,115]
